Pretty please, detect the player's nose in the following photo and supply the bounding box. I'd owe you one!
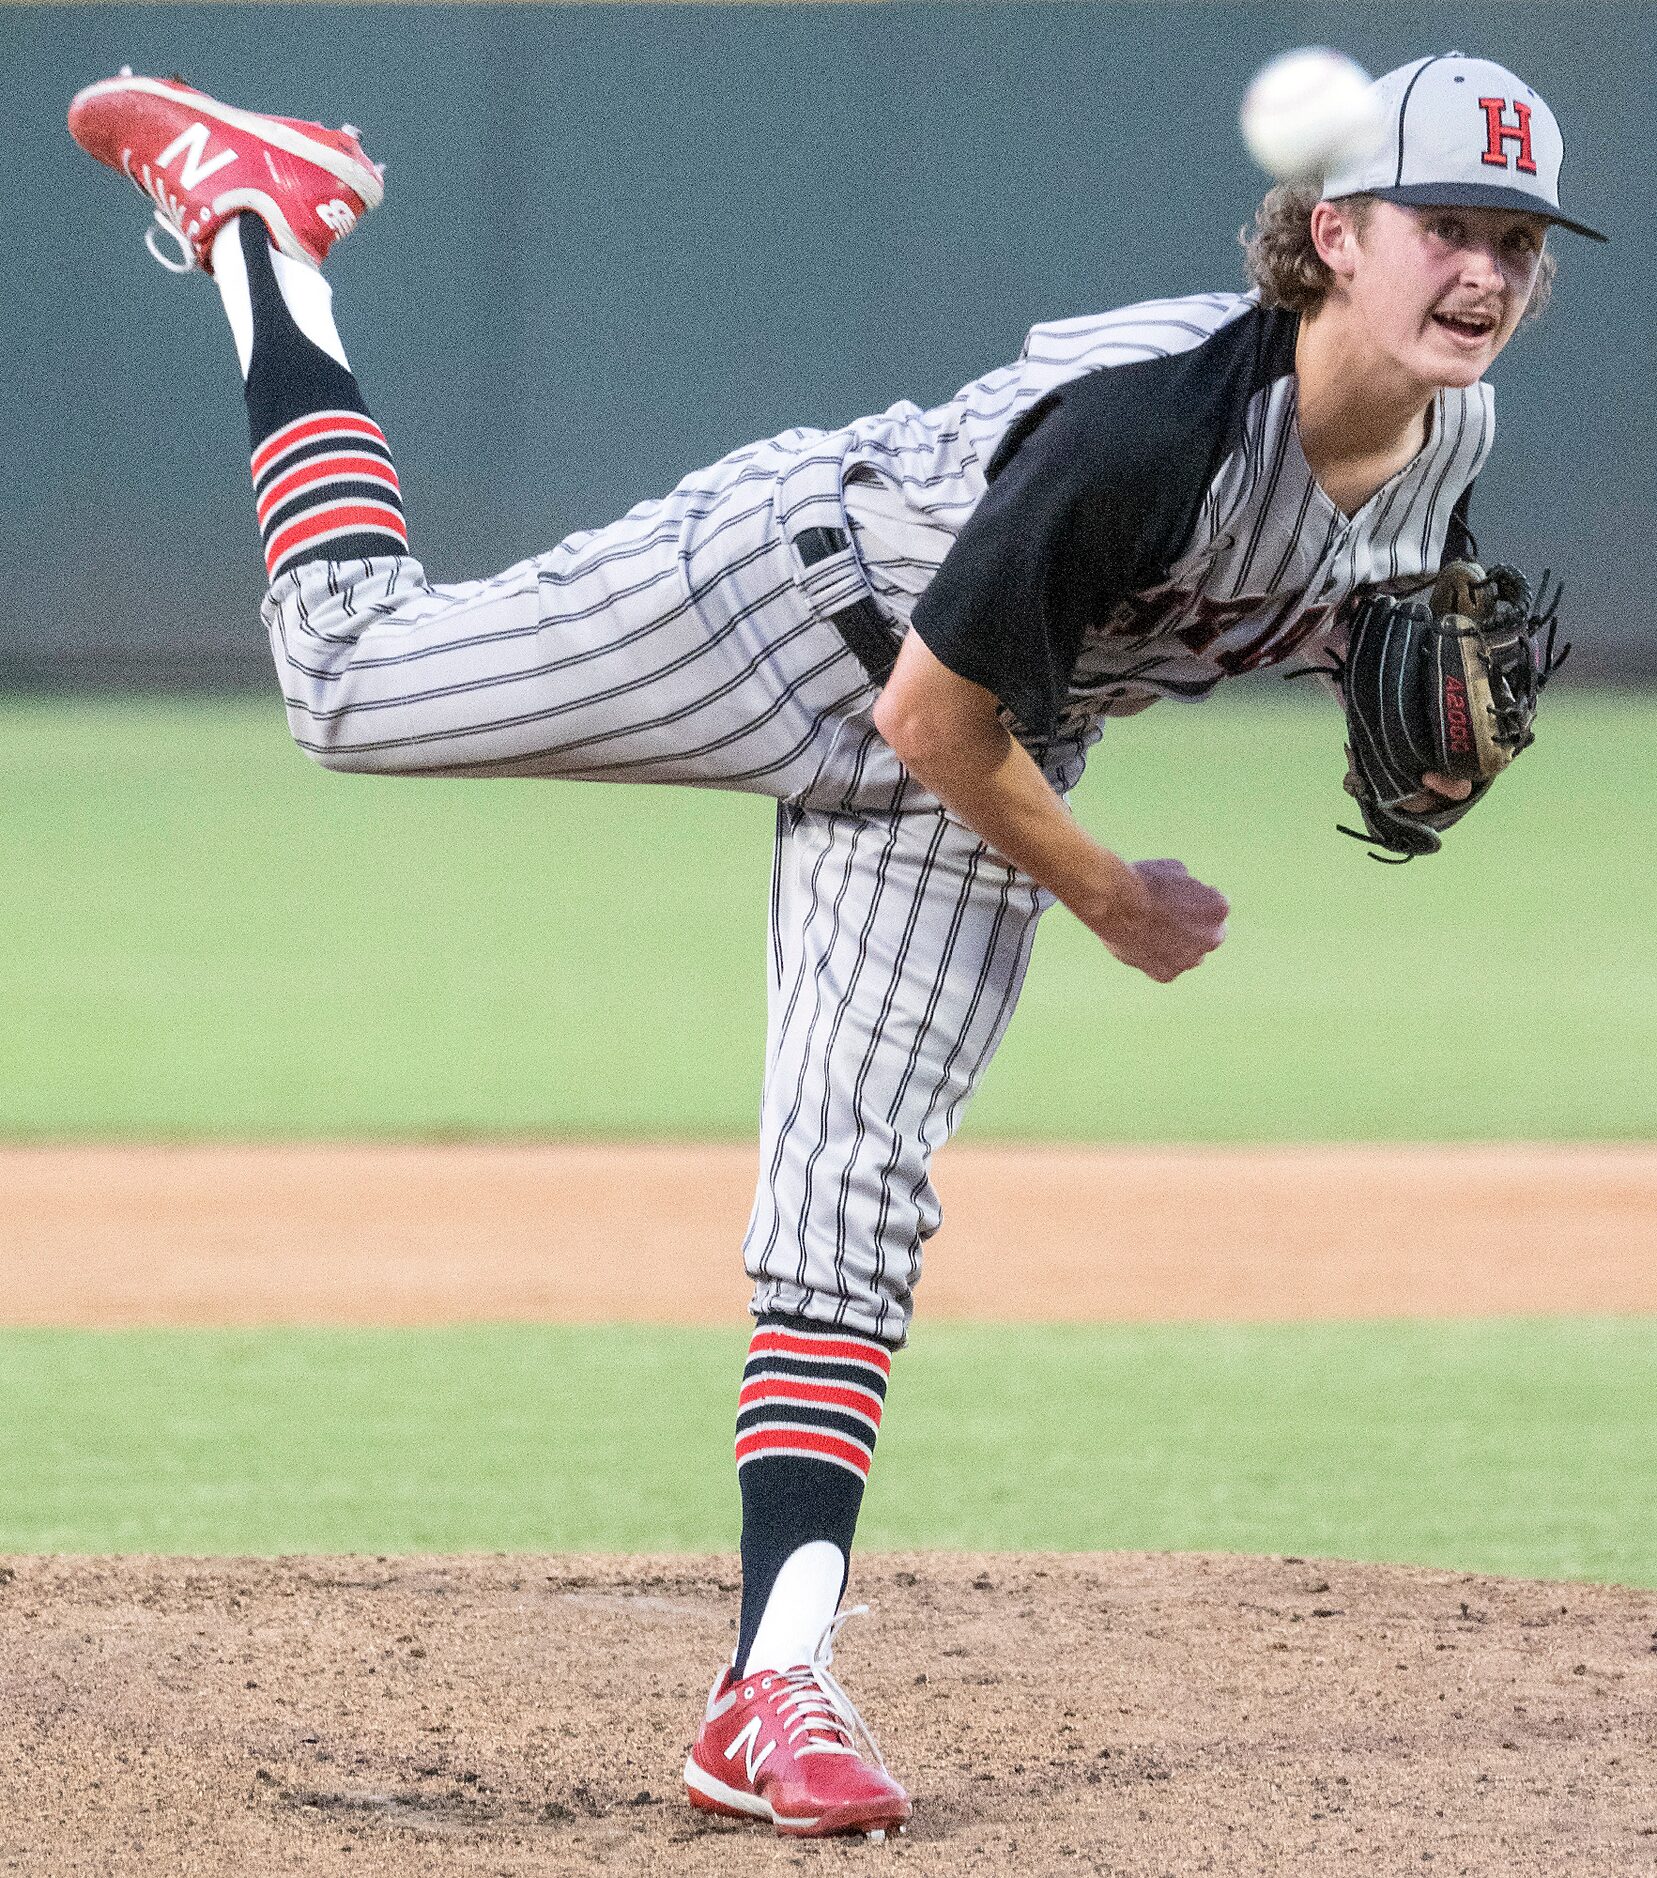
[1455,239,1506,290]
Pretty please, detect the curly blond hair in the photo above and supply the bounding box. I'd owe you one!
[1239,184,1556,323]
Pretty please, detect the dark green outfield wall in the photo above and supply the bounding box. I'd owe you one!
[3,4,1648,687]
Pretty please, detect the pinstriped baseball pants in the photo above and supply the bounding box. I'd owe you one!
[746,802,1044,1343]
[261,429,1051,1342]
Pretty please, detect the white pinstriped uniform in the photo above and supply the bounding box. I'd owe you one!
[265,291,1491,1343]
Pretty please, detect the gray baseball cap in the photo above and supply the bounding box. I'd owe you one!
[1322,52,1606,242]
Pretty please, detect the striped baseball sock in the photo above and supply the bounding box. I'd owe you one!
[733,1314,893,1676]
[210,213,408,581]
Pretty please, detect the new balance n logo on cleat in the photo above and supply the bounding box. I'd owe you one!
[154,121,238,189]
[725,1717,777,1783]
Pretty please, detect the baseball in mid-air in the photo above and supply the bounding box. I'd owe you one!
[1239,47,1386,182]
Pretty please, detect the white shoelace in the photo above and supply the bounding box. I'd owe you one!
[143,209,196,273]
[755,1606,891,1767]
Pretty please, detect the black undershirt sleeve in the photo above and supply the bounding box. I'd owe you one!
[909,305,1298,742]
[907,392,1144,741]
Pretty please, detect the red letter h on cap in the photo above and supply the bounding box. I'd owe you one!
[1479,97,1538,175]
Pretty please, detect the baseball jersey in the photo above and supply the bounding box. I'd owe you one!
[833,292,1493,750]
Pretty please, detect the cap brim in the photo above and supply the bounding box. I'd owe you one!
[1363,180,1608,243]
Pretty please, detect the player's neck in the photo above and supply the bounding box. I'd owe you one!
[1292,304,1434,486]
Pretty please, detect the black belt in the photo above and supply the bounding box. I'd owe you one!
[795,525,902,685]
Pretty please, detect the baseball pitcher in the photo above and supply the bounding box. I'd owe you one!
[69,49,1598,1839]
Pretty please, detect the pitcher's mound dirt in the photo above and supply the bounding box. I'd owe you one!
[2,1552,1652,1877]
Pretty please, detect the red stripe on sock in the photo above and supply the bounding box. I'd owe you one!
[748,1329,892,1375]
[735,1427,873,1477]
[265,500,407,574]
[252,410,386,481]
[738,1377,884,1425]
[256,453,401,528]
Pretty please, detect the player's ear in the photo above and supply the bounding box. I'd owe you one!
[1308,198,1362,285]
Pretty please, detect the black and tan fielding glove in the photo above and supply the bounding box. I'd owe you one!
[1331,560,1568,861]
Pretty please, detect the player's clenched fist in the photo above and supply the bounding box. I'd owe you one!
[1095,859,1230,983]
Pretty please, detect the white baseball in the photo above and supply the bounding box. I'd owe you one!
[1239,47,1385,182]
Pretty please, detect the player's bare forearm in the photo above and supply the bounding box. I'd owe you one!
[873,641,1133,918]
[872,633,1228,982]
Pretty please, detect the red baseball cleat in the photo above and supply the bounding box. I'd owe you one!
[684,1611,911,1839]
[68,68,382,275]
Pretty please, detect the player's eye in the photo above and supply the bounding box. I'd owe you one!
[1427,215,1465,245]
[1504,227,1541,256]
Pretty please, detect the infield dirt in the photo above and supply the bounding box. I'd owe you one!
[2,1551,1654,1876]
[3,1141,1654,1325]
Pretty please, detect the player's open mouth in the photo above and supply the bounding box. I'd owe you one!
[1432,310,1498,344]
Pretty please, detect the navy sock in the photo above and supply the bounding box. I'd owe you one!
[733,1314,893,1674]
[231,216,408,579]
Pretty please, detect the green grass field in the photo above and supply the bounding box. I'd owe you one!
[2,1320,1651,1585]
[3,694,1651,1578]
[3,690,1654,1141]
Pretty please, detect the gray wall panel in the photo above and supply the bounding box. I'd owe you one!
[2,4,1647,686]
